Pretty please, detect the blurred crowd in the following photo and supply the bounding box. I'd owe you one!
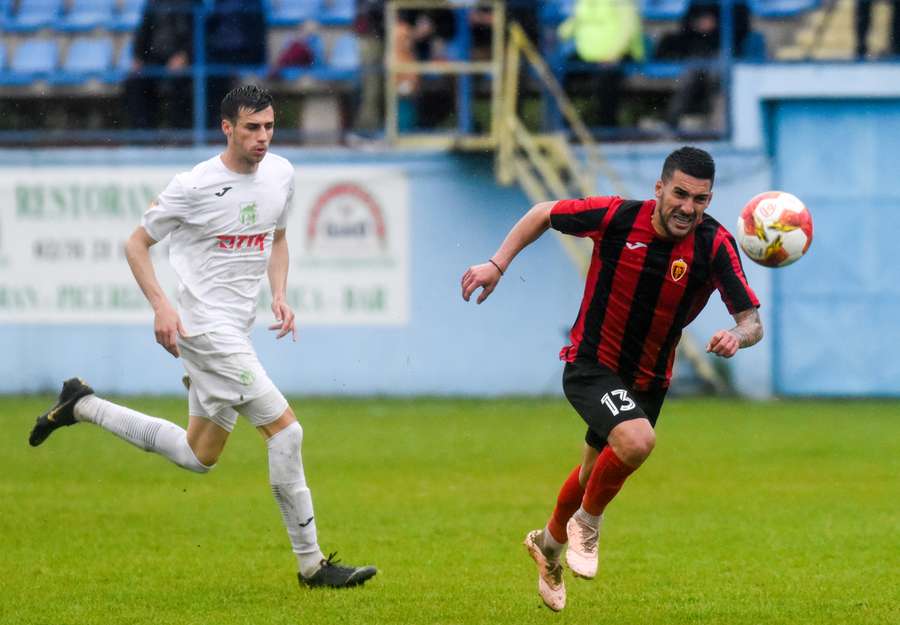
[37,0,900,137]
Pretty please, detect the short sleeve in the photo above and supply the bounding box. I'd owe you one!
[712,229,760,314]
[142,175,191,241]
[276,176,293,230]
[549,196,619,239]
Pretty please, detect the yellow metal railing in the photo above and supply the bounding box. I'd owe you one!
[497,22,628,198]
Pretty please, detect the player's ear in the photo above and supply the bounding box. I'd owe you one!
[221,118,231,138]
[654,179,663,199]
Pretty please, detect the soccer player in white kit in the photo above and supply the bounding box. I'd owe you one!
[28,85,377,589]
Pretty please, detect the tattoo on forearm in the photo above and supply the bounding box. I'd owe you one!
[730,308,763,348]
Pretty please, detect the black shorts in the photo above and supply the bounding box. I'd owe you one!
[562,359,667,451]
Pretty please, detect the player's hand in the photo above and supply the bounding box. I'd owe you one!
[706,330,739,358]
[270,297,297,341]
[461,261,503,304]
[154,302,185,358]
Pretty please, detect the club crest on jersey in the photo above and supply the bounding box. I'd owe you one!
[670,258,688,282]
[239,202,258,225]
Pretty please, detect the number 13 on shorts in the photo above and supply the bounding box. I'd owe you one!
[600,389,636,416]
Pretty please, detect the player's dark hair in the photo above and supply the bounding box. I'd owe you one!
[661,146,715,185]
[221,85,274,122]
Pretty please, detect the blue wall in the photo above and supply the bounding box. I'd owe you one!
[771,100,900,396]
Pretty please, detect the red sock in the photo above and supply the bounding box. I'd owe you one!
[581,446,635,516]
[546,465,584,543]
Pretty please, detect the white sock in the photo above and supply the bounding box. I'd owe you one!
[541,524,566,560]
[266,421,324,577]
[574,506,602,529]
[74,395,212,473]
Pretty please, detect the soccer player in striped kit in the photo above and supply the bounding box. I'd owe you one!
[461,146,762,611]
[29,85,376,590]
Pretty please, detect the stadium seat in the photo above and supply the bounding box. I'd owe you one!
[52,36,113,83]
[117,38,133,71]
[319,0,354,25]
[57,0,116,31]
[0,42,6,71]
[740,30,767,61]
[3,0,64,31]
[110,0,145,31]
[640,0,689,21]
[540,0,574,25]
[328,32,359,72]
[747,0,819,17]
[5,39,59,84]
[268,0,320,27]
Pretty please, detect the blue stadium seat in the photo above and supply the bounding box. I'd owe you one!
[6,39,58,83]
[110,0,145,31]
[540,0,574,25]
[3,0,64,31]
[328,32,359,72]
[640,0,689,21]
[58,0,116,32]
[319,0,353,25]
[748,0,819,17]
[117,38,133,71]
[268,0,320,27]
[0,41,6,71]
[740,30,767,60]
[52,36,113,83]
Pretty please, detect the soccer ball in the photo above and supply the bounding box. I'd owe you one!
[736,191,813,268]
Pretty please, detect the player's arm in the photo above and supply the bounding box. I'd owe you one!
[706,307,763,358]
[124,226,185,358]
[267,228,296,341]
[461,201,554,304]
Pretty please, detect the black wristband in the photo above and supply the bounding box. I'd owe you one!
[489,259,504,276]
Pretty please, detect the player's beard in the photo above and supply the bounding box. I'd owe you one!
[658,203,697,239]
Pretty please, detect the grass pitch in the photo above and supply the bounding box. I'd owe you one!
[1,395,898,625]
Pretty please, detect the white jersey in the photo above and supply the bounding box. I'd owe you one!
[142,152,294,336]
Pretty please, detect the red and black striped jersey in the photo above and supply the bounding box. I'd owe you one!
[550,196,759,391]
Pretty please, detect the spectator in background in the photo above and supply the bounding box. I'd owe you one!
[393,12,420,130]
[558,0,645,128]
[353,0,386,134]
[205,0,267,128]
[856,0,900,58]
[399,9,456,129]
[655,0,750,133]
[126,0,198,129]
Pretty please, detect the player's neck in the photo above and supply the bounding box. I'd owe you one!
[220,149,259,175]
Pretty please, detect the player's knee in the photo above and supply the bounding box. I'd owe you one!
[266,421,303,484]
[611,420,655,466]
[270,420,302,450]
[180,439,216,473]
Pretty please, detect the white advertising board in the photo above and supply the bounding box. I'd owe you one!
[0,165,409,325]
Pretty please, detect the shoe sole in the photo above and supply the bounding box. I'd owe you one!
[566,559,596,580]
[300,567,377,589]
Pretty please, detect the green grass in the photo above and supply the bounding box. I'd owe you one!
[1,396,898,625]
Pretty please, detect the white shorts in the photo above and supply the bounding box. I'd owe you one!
[178,331,289,433]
